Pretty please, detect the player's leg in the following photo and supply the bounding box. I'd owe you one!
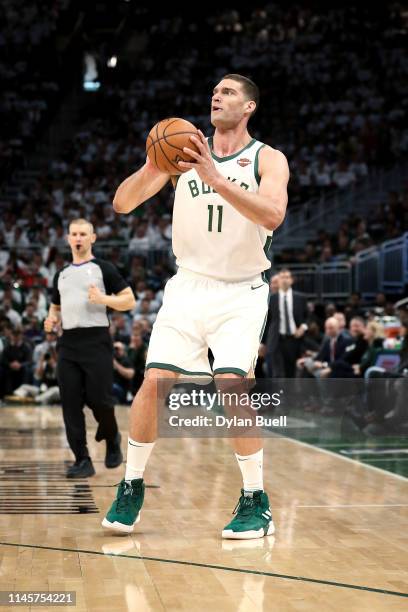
[102,367,178,533]
[214,373,274,540]
[57,354,95,478]
[102,270,210,533]
[207,277,273,539]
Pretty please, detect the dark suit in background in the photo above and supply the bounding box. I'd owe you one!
[264,289,308,378]
[314,333,352,367]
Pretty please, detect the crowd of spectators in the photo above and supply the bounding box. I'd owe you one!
[256,271,408,434]
[276,186,408,265]
[1,254,407,439]
[1,4,407,265]
[0,0,79,182]
[0,244,170,404]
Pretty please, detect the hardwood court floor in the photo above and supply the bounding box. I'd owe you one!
[0,405,407,611]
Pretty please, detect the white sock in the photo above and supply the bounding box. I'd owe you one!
[125,438,155,481]
[235,448,264,493]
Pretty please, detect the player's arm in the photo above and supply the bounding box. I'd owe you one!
[113,158,171,214]
[181,132,289,230]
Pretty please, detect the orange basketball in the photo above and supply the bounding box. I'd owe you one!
[146,118,200,175]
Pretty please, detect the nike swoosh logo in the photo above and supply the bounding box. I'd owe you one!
[128,442,146,447]
[251,284,264,290]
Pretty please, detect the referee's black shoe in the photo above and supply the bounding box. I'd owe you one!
[66,457,95,478]
[105,432,123,468]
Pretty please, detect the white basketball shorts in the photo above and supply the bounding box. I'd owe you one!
[145,268,269,376]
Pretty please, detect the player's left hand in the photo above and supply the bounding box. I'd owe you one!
[179,130,219,185]
[88,284,105,305]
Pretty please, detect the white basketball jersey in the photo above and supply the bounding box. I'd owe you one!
[172,138,273,282]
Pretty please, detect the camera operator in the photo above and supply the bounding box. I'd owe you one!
[112,342,135,404]
[5,342,60,404]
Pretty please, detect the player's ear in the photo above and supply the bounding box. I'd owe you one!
[246,100,256,115]
[91,233,97,244]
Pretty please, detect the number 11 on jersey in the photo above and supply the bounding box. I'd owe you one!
[208,204,223,232]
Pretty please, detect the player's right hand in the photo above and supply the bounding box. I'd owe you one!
[44,316,58,333]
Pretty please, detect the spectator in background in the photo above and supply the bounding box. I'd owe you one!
[23,316,43,345]
[33,330,58,368]
[333,311,351,339]
[373,293,387,316]
[21,302,39,326]
[143,289,161,313]
[297,242,317,264]
[129,223,150,256]
[353,320,385,377]
[26,286,48,320]
[110,312,131,345]
[128,332,147,393]
[350,220,372,252]
[298,316,354,414]
[302,320,324,353]
[330,317,367,377]
[325,303,337,319]
[297,317,352,379]
[133,298,158,325]
[332,160,356,189]
[0,328,32,397]
[346,322,408,435]
[264,269,308,378]
[133,290,160,316]
[319,244,335,264]
[344,292,365,321]
[313,157,332,191]
[336,231,350,259]
[2,298,22,327]
[112,341,135,404]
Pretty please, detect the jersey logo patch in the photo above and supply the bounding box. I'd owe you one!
[237,158,252,167]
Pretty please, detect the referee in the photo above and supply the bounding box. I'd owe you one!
[44,218,136,478]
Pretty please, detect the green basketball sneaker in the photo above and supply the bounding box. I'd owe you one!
[102,478,145,533]
[222,490,275,539]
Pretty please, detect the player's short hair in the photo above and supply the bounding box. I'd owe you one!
[68,218,95,234]
[221,73,260,116]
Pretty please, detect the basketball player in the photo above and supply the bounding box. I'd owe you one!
[103,74,289,538]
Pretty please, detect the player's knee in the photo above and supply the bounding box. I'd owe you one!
[144,367,179,381]
[214,372,244,392]
[141,368,178,399]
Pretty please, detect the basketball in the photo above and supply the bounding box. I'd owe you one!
[146,117,200,174]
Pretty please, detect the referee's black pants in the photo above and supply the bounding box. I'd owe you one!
[57,328,119,461]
